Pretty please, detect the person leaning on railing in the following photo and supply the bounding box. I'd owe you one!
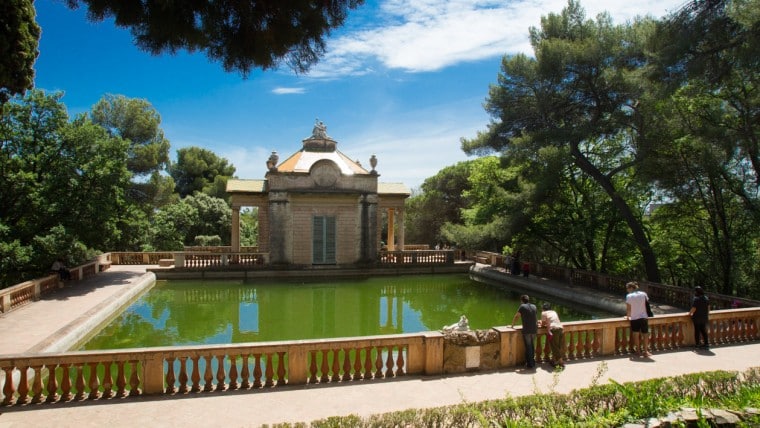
[539,302,565,368]
[51,258,72,281]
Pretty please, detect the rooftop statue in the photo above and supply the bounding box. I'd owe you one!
[311,119,329,139]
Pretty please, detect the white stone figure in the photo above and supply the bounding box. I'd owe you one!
[443,315,470,333]
[312,119,328,139]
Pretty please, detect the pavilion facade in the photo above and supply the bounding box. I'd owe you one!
[226,121,410,266]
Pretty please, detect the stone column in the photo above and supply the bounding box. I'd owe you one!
[387,208,395,251]
[268,192,290,264]
[397,207,405,250]
[231,206,240,252]
[360,194,378,262]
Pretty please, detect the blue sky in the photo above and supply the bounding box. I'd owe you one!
[33,0,686,190]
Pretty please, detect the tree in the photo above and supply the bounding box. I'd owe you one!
[0,0,40,103]
[146,193,231,250]
[0,90,132,285]
[405,161,473,247]
[640,0,760,295]
[462,1,662,282]
[90,94,170,177]
[64,0,365,76]
[169,146,236,199]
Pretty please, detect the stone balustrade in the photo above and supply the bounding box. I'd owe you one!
[377,250,455,265]
[2,308,758,406]
[472,252,760,310]
[0,255,111,314]
[109,252,174,265]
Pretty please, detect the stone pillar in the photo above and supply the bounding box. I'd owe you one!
[257,202,269,253]
[422,332,444,375]
[268,192,290,264]
[142,355,165,395]
[287,346,307,385]
[231,206,240,252]
[397,207,405,250]
[387,208,395,251]
[495,326,520,368]
[360,194,378,262]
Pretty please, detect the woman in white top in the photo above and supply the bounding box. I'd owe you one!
[540,302,565,368]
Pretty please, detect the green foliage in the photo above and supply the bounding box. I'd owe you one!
[286,369,760,427]
[240,208,259,247]
[0,90,133,286]
[193,235,222,246]
[90,94,170,177]
[412,0,760,297]
[0,0,40,103]
[63,0,365,76]
[169,146,235,199]
[405,160,474,247]
[460,0,662,281]
[146,193,231,251]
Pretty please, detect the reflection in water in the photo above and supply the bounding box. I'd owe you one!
[82,274,611,350]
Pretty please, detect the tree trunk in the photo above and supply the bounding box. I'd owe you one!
[570,144,661,283]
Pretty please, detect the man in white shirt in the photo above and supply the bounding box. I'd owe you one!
[625,281,652,357]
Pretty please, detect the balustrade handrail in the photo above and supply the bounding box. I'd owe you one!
[2,307,758,407]
[0,255,112,314]
[472,251,760,310]
[377,249,456,265]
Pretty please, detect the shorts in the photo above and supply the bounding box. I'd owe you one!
[630,318,649,333]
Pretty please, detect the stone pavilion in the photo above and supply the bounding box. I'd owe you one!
[226,120,410,266]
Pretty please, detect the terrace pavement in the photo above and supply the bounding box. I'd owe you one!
[0,264,758,427]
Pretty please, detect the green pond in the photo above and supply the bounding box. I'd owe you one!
[81,274,613,350]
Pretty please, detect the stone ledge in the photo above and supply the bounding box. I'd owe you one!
[624,407,759,427]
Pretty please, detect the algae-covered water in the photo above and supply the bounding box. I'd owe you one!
[81,274,611,350]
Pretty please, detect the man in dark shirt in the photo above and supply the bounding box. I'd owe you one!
[689,286,710,349]
[512,294,538,369]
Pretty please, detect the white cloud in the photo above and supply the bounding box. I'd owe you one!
[272,87,306,95]
[309,0,685,77]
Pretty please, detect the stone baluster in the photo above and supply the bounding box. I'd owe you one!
[320,350,329,383]
[16,366,29,404]
[575,332,585,357]
[330,349,340,382]
[31,365,44,403]
[164,358,176,394]
[239,354,250,389]
[385,348,395,378]
[101,362,114,398]
[277,352,286,385]
[374,347,384,378]
[45,365,58,403]
[352,348,362,379]
[203,356,214,392]
[116,361,127,398]
[190,356,201,392]
[592,329,602,355]
[215,354,227,391]
[2,366,16,405]
[308,351,318,383]
[396,347,406,376]
[228,356,238,390]
[253,354,263,388]
[129,361,141,396]
[177,357,189,393]
[74,364,86,400]
[341,348,351,381]
[264,354,274,387]
[362,347,373,379]
[88,362,100,400]
[60,363,73,401]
